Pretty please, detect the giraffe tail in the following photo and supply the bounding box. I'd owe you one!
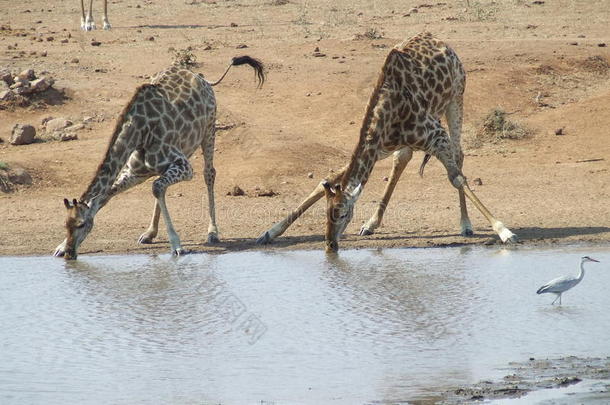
[209,56,265,88]
[419,154,432,177]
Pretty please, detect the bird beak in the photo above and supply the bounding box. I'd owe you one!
[590,257,600,262]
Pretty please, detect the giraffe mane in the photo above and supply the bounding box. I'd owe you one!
[80,83,158,201]
[341,49,401,189]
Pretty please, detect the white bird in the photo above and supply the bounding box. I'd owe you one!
[537,256,600,305]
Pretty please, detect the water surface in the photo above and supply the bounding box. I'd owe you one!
[1,245,609,404]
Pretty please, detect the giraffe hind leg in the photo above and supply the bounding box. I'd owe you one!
[82,0,96,30]
[430,127,517,243]
[445,95,473,237]
[102,0,111,30]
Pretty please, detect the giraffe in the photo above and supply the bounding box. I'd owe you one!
[80,0,110,31]
[257,32,516,252]
[54,56,265,260]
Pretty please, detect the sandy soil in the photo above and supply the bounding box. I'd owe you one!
[1,0,609,257]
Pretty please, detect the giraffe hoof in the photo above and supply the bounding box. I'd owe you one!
[172,248,189,256]
[53,248,65,257]
[359,227,373,236]
[207,234,220,244]
[256,231,271,245]
[461,229,474,237]
[507,234,519,244]
[138,234,155,244]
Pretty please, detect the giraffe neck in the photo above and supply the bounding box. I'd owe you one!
[79,121,136,213]
[79,86,151,213]
[341,65,392,194]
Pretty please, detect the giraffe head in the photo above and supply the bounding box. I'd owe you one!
[62,198,94,260]
[322,181,362,253]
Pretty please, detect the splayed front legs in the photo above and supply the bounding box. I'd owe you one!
[256,167,347,244]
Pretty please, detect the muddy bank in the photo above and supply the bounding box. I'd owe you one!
[430,357,610,404]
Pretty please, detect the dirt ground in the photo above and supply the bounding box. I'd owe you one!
[1,0,609,257]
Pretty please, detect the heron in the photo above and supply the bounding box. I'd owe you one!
[536,256,600,305]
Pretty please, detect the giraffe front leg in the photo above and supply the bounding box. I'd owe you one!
[360,148,412,236]
[202,143,219,244]
[256,167,347,244]
[152,157,194,256]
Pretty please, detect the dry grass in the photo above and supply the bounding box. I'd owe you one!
[467,109,532,148]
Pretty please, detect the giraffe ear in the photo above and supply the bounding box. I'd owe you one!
[322,180,335,197]
[64,198,72,209]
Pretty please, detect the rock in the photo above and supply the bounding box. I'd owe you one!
[44,117,72,133]
[30,77,51,92]
[0,80,8,91]
[13,86,33,95]
[473,177,483,186]
[382,176,389,181]
[9,124,36,145]
[17,69,35,80]
[91,40,101,46]
[236,44,248,49]
[0,70,13,85]
[227,185,245,196]
[7,167,32,185]
[307,172,314,178]
[71,58,79,63]
[409,7,418,13]
[60,39,68,43]
[555,128,564,136]
[10,77,28,88]
[40,50,47,57]
[59,133,78,142]
[0,89,14,100]
[255,189,278,197]
[598,43,607,48]
[230,22,238,27]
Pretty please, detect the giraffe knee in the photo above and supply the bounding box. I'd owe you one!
[152,180,166,199]
[450,173,466,189]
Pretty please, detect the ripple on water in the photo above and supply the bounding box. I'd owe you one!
[1,246,609,404]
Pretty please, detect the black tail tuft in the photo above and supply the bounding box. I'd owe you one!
[231,56,265,87]
[419,154,432,177]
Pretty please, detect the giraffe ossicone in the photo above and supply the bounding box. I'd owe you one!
[256,32,517,252]
[55,57,265,259]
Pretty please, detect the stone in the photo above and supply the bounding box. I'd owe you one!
[30,77,51,92]
[45,117,73,133]
[0,70,13,85]
[473,178,483,186]
[307,172,314,178]
[255,189,278,197]
[0,89,14,100]
[555,128,564,136]
[9,124,36,145]
[59,133,78,142]
[409,7,418,13]
[17,69,35,81]
[227,185,245,196]
[7,167,32,185]
[13,86,33,95]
